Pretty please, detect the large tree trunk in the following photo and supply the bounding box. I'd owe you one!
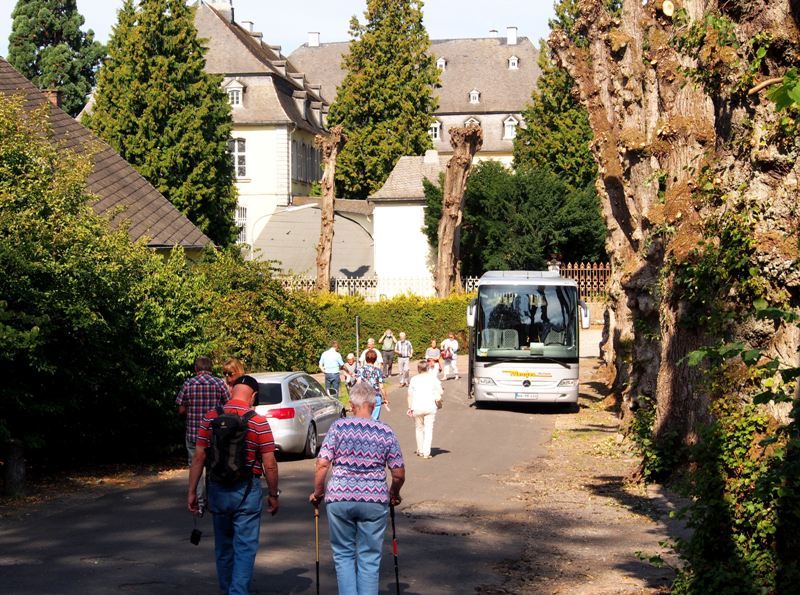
[552,0,800,445]
[435,124,483,297]
[314,125,346,292]
[4,439,25,497]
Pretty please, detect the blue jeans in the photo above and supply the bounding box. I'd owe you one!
[208,476,263,595]
[325,372,341,396]
[371,395,382,420]
[326,501,389,595]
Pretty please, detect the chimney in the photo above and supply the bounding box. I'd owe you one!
[507,26,518,45]
[241,20,253,32]
[43,89,62,108]
[308,32,320,47]
[423,149,439,165]
[209,0,234,23]
[489,29,498,38]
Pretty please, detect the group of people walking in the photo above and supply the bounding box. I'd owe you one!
[178,331,459,594]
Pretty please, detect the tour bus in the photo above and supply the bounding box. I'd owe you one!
[467,270,590,405]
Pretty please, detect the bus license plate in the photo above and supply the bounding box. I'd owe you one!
[515,393,539,400]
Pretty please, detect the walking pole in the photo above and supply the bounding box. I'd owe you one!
[314,505,320,595]
[390,505,400,595]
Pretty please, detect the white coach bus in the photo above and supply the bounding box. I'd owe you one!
[466,270,590,405]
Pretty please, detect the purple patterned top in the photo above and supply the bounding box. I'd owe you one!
[319,417,404,504]
[356,364,384,396]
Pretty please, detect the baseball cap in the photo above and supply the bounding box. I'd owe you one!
[233,375,259,394]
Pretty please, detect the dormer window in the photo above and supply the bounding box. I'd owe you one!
[429,120,441,141]
[503,115,519,139]
[508,55,519,70]
[464,117,480,127]
[224,79,245,108]
[469,89,480,104]
[436,57,447,71]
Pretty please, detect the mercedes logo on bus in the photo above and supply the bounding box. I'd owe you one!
[522,379,531,388]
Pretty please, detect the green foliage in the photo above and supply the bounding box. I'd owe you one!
[310,293,471,359]
[513,43,597,192]
[85,0,237,246]
[7,0,106,116]
[549,0,587,47]
[672,12,741,94]
[328,0,439,199]
[630,397,682,482]
[670,304,800,593]
[424,162,606,276]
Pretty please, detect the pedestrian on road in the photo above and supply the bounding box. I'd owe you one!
[440,332,460,380]
[176,356,229,515]
[356,350,388,420]
[379,329,396,377]
[319,340,345,396]
[407,360,443,459]
[309,382,405,595]
[222,358,245,389]
[188,376,280,595]
[424,339,441,376]
[359,338,383,368]
[394,332,413,387]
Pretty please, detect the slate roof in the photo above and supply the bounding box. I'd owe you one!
[292,196,374,216]
[0,58,210,250]
[195,2,328,133]
[254,207,373,277]
[369,151,449,202]
[289,36,539,115]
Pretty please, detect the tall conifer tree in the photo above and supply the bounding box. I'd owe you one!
[85,0,236,246]
[7,0,106,116]
[329,0,439,199]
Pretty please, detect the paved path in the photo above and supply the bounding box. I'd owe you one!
[0,352,602,593]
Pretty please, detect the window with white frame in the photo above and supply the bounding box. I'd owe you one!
[436,57,447,71]
[464,117,480,127]
[227,138,246,178]
[508,55,519,70]
[469,89,480,104]
[227,88,241,106]
[235,205,247,243]
[503,116,519,139]
[429,120,441,140]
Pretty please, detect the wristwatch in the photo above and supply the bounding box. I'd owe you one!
[269,489,281,498]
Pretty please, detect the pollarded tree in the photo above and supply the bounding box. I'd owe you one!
[85,0,237,246]
[329,0,439,200]
[7,0,106,116]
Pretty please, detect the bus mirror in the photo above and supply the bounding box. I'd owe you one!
[466,301,476,327]
[580,302,590,329]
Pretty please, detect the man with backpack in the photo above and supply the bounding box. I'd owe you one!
[187,375,280,595]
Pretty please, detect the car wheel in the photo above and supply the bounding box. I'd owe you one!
[303,423,318,458]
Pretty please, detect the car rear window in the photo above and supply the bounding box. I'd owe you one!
[256,383,283,406]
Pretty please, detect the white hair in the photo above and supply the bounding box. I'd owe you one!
[348,382,376,409]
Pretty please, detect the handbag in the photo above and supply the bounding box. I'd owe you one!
[442,348,452,360]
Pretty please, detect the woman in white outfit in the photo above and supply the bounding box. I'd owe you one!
[407,360,443,459]
[440,332,459,380]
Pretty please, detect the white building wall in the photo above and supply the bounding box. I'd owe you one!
[372,202,435,297]
[231,125,291,247]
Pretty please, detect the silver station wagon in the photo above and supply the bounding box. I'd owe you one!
[252,371,346,458]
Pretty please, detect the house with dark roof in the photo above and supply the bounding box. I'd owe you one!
[290,27,540,164]
[194,1,330,261]
[0,57,210,255]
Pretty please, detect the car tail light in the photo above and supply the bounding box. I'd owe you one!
[264,407,296,419]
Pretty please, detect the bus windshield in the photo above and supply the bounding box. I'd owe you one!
[476,284,578,360]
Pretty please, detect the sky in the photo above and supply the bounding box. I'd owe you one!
[0,1,556,59]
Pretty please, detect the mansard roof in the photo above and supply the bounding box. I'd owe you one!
[289,35,540,115]
[0,58,210,251]
[195,1,328,134]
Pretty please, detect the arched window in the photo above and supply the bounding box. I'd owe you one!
[224,80,245,107]
[503,116,519,139]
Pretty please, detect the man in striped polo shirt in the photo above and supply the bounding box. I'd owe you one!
[188,375,280,595]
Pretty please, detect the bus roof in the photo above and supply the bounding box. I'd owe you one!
[478,270,578,287]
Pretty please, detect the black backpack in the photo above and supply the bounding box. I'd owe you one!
[206,406,256,484]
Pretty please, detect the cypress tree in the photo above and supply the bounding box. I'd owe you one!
[7,0,106,116]
[85,0,237,246]
[329,0,439,200]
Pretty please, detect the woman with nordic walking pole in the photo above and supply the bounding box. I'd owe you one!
[309,382,406,595]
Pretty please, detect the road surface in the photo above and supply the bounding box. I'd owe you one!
[0,348,604,594]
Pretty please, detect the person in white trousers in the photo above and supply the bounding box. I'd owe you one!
[440,332,460,380]
[407,360,443,459]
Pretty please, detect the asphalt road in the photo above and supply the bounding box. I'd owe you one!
[0,344,607,594]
